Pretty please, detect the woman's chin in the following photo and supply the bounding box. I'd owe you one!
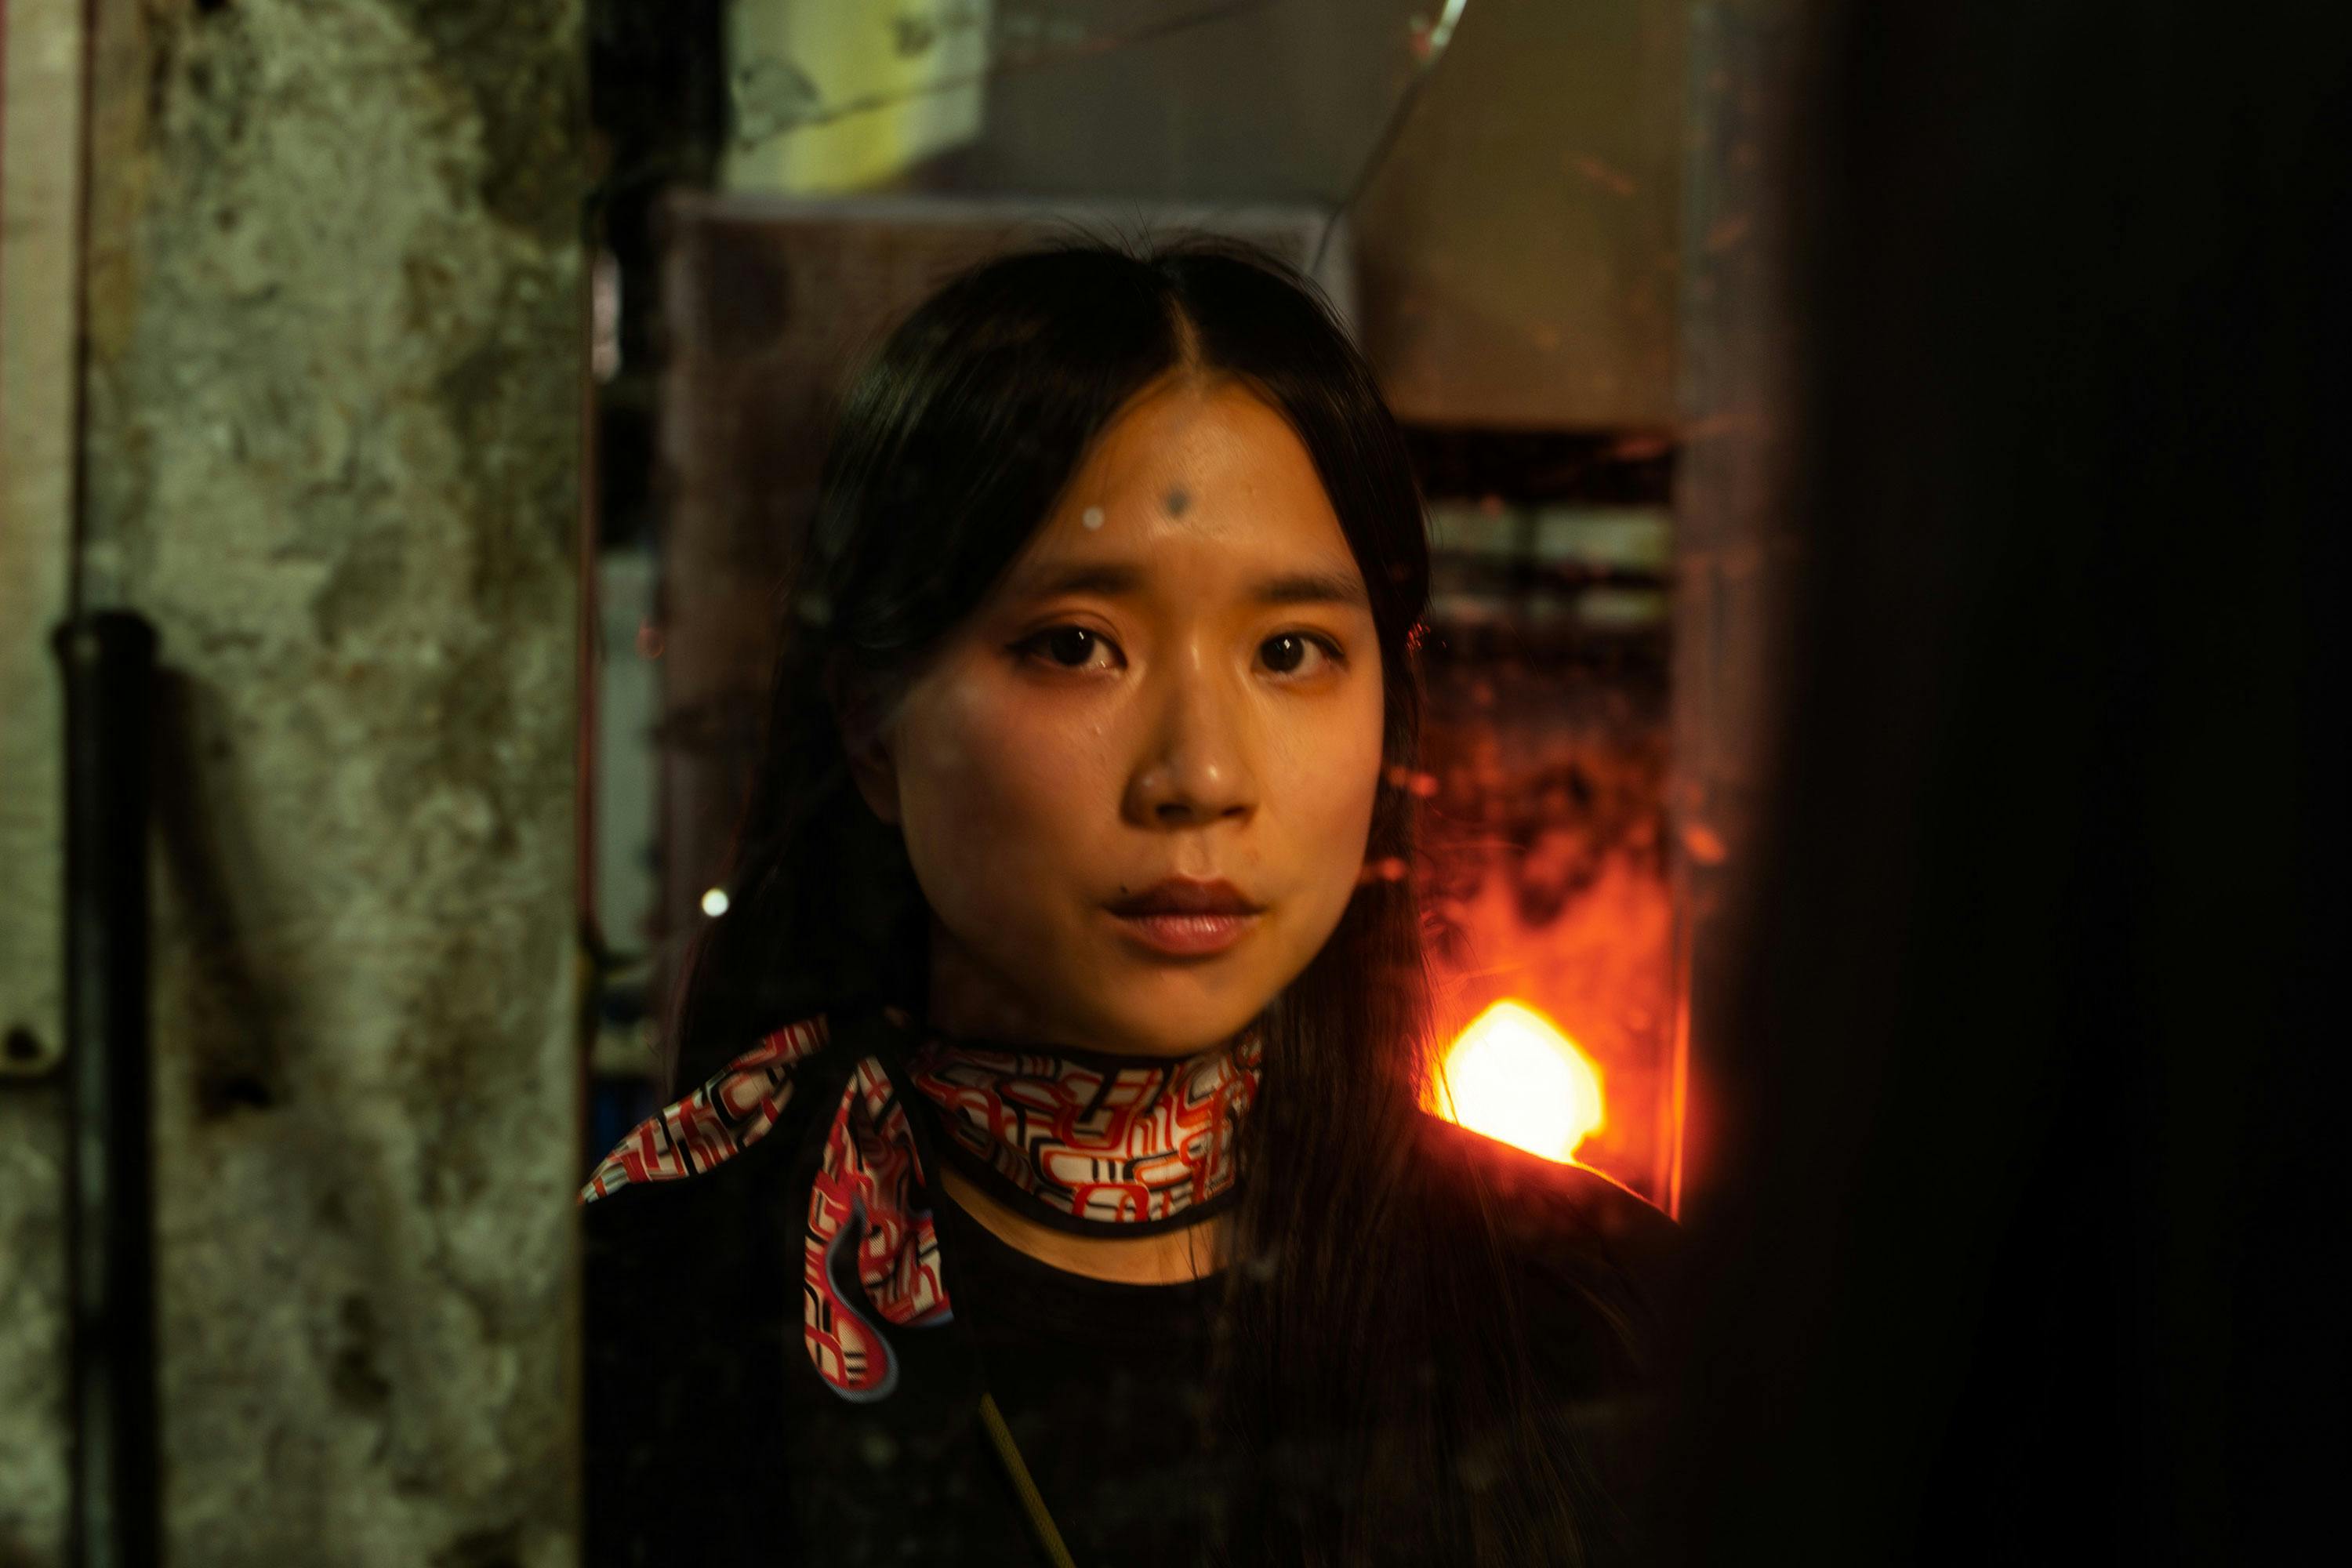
[1079,996,1269,1061]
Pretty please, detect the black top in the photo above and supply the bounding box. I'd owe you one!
[584,1058,1677,1568]
[932,1191,1228,1559]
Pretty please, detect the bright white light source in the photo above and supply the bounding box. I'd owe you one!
[699,887,731,918]
[1431,1000,1604,1163]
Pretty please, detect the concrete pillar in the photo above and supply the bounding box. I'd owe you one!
[5,1,586,1562]
[1,0,88,1555]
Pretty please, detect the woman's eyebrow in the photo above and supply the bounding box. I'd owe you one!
[1014,562,1145,601]
[1253,569,1370,610]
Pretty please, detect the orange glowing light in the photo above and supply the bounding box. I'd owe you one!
[1430,1000,1605,1163]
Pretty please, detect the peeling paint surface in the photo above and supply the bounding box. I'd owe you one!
[2,0,92,1559]
[67,1,584,1563]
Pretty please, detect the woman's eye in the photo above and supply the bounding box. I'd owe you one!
[1260,632,1339,677]
[1018,626,1119,670]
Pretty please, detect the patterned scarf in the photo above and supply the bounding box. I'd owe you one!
[581,1011,1259,1402]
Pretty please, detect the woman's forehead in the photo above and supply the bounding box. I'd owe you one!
[1070,379,1322,514]
[1006,379,1361,590]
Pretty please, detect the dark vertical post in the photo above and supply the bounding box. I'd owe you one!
[54,610,159,1568]
[1668,0,1802,1221]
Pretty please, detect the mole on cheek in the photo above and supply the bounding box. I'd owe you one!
[1163,487,1190,517]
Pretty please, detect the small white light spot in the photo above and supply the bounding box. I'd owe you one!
[700,887,731,917]
[1081,506,1105,530]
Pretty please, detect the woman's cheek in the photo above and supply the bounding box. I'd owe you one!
[898,676,1105,917]
[1254,719,1377,962]
[957,695,1116,856]
[1287,694,1384,842]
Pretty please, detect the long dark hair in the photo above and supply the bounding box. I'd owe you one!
[670,238,1596,1564]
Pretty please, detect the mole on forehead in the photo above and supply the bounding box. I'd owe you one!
[1070,485,1199,532]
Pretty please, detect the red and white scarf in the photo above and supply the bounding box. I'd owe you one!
[580,1013,1259,1401]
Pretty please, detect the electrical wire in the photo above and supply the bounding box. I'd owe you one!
[1311,0,1472,276]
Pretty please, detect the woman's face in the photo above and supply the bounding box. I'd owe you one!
[849,376,1388,1058]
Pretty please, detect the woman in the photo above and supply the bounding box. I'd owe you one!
[583,239,1675,1567]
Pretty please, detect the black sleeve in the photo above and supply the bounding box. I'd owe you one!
[1405,1116,1684,1563]
[583,1142,804,1567]
[1513,1159,1683,1565]
[1410,1112,1683,1375]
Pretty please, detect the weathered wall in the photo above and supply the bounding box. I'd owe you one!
[1,0,86,1556]
[62,0,582,1563]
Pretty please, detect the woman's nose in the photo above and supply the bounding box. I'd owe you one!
[1123,664,1258,828]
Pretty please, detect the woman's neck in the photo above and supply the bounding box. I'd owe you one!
[917,935,1249,1282]
[922,921,1203,1061]
[938,1163,1225,1285]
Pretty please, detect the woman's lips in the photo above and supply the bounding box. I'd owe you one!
[1105,909,1263,957]
[1104,878,1264,957]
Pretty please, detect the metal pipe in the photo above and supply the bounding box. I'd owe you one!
[55,610,161,1568]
